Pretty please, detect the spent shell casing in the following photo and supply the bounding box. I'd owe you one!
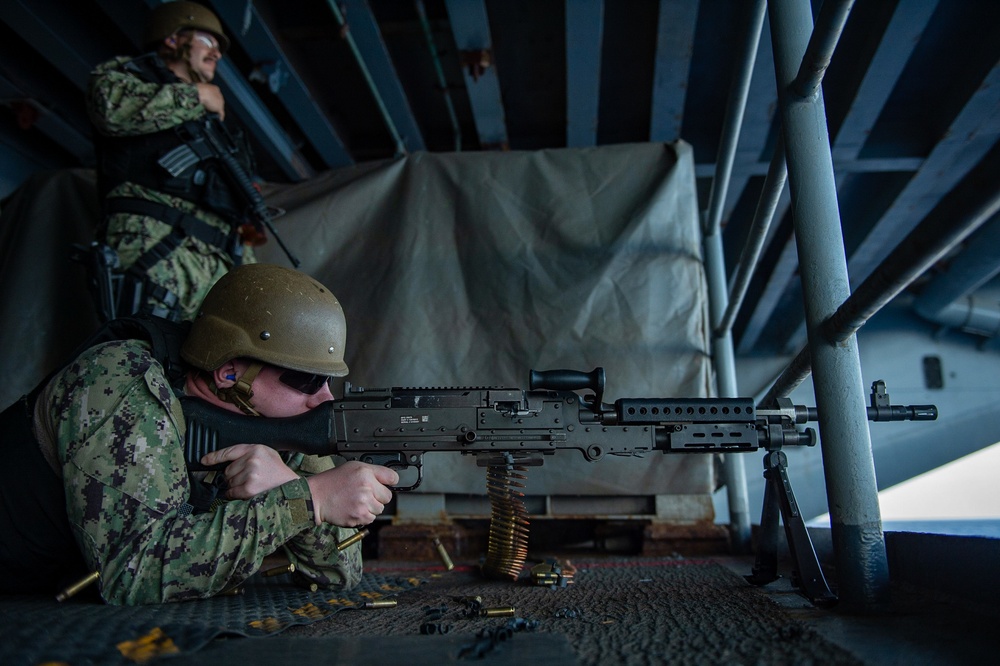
[337,528,370,551]
[362,599,397,609]
[481,606,516,617]
[432,537,455,571]
[263,562,296,577]
[217,586,245,596]
[55,570,100,602]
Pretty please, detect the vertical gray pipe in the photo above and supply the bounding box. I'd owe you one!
[704,0,767,237]
[703,0,767,553]
[769,0,889,611]
[716,137,787,337]
[705,231,752,551]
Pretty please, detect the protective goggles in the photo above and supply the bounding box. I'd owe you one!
[176,29,222,52]
[278,369,332,395]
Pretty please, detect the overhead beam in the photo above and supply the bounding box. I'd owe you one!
[831,0,940,163]
[0,0,109,90]
[649,0,699,142]
[565,0,604,147]
[328,0,426,155]
[213,60,317,181]
[914,210,1000,320]
[848,61,1000,284]
[209,1,355,168]
[444,0,509,149]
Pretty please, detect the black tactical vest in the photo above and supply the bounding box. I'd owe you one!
[95,54,256,222]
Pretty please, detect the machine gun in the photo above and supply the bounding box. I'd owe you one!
[180,367,936,603]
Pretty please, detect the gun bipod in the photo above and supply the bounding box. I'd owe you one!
[745,449,837,608]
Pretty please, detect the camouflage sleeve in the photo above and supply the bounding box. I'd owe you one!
[281,454,364,588]
[46,340,353,605]
[87,56,205,137]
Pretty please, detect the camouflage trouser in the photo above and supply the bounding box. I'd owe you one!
[105,211,257,321]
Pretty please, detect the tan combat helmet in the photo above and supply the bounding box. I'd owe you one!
[143,1,231,53]
[181,264,349,377]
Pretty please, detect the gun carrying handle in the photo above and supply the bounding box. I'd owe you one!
[529,367,605,407]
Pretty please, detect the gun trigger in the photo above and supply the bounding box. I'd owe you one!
[389,464,423,492]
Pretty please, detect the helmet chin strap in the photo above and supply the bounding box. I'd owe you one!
[213,361,264,416]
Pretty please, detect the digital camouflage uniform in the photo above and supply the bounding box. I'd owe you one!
[88,55,256,322]
[32,338,360,605]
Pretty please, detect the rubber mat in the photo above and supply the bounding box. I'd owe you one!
[0,572,421,666]
[280,558,865,665]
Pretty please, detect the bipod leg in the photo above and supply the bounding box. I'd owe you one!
[768,451,837,607]
[745,458,782,586]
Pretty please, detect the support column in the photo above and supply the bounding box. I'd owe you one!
[768,0,889,610]
[705,232,752,552]
[703,0,767,554]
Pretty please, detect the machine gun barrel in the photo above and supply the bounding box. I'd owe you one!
[867,404,937,421]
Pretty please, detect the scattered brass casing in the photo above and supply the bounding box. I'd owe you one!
[263,562,296,577]
[337,528,369,551]
[56,570,100,602]
[432,536,455,570]
[481,606,516,618]
[362,599,398,609]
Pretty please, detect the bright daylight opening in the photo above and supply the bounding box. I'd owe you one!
[808,440,1000,538]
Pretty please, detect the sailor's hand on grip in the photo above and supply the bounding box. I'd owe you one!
[201,444,298,499]
[306,462,399,527]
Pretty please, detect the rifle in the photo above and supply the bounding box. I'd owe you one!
[180,367,936,603]
[161,115,300,267]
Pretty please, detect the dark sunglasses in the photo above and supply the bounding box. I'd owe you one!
[278,368,332,395]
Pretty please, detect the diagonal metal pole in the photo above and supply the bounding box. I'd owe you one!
[768,0,890,611]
